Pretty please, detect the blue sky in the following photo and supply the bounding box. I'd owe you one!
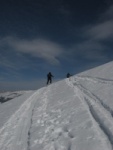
[0,0,113,91]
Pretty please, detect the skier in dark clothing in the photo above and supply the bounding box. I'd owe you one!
[47,72,54,85]
[66,73,71,78]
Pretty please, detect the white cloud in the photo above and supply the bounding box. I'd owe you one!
[87,20,113,40]
[84,5,113,41]
[2,37,64,65]
[0,55,16,69]
[0,51,35,71]
[103,5,113,19]
[70,5,113,62]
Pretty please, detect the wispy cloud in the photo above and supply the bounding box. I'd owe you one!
[103,5,113,19]
[0,55,17,69]
[85,5,113,41]
[1,37,64,65]
[68,5,113,62]
[86,20,113,40]
[0,50,35,71]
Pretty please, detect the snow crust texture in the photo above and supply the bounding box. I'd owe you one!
[0,61,113,150]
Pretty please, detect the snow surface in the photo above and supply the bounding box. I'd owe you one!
[0,61,113,150]
[0,91,35,128]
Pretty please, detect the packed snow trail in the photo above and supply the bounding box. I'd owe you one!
[76,75,113,85]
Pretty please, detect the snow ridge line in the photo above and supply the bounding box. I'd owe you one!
[74,82,113,149]
[0,87,45,150]
[76,75,113,85]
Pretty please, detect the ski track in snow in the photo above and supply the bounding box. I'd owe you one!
[68,76,113,149]
[76,75,113,85]
[73,75,113,118]
[66,78,112,150]
[75,75,113,117]
[0,87,46,150]
[75,83,113,116]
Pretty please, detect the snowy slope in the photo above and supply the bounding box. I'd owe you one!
[0,61,113,150]
[0,91,35,128]
[79,61,113,79]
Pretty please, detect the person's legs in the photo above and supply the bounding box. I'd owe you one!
[47,77,52,85]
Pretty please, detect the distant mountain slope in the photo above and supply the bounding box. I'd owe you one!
[0,91,26,103]
[0,91,35,128]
